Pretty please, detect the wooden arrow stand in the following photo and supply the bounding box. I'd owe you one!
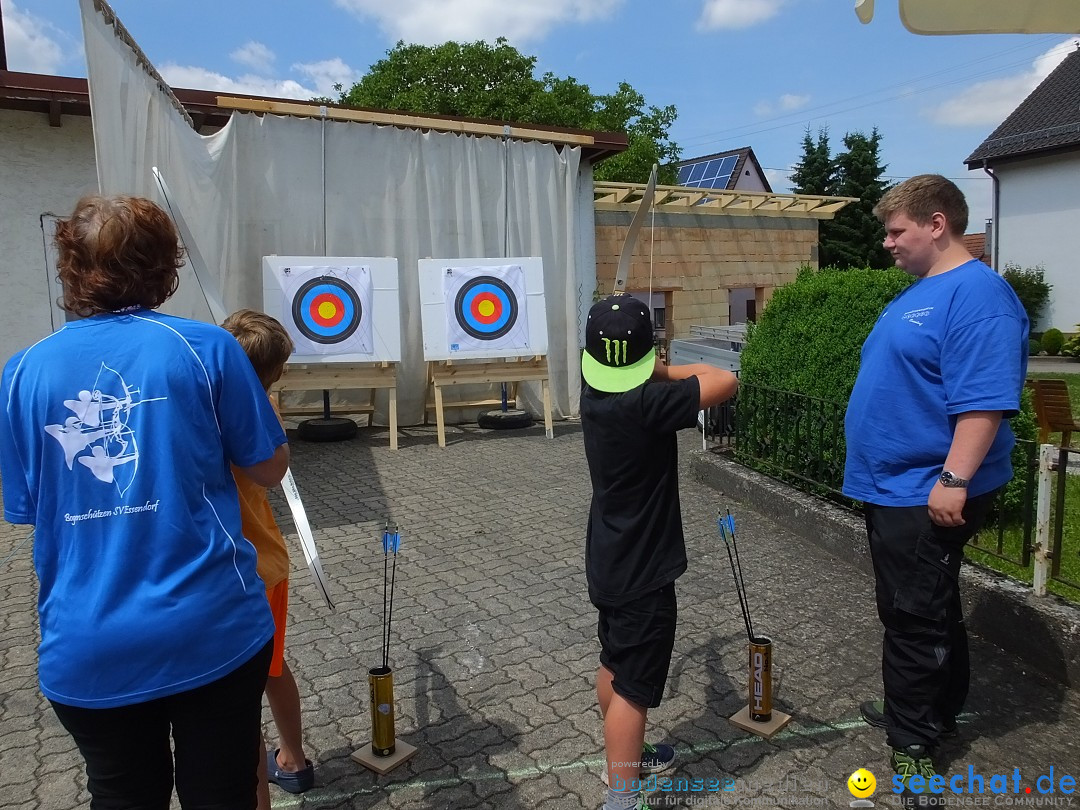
[424,356,553,448]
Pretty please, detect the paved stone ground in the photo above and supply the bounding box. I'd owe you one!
[2,422,1078,810]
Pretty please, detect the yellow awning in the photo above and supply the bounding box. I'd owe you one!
[855,0,1080,34]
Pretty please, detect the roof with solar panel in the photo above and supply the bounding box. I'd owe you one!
[676,147,772,193]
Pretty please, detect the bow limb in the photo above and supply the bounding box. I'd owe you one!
[612,163,658,295]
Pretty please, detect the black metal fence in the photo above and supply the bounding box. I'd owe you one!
[727,382,849,505]
[705,383,1076,597]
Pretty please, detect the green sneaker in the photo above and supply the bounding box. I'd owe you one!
[891,744,937,791]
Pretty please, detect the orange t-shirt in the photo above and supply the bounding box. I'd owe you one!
[233,469,290,590]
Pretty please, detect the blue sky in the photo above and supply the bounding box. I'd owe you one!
[5,0,1079,229]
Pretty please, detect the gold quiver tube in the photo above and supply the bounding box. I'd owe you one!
[748,637,772,723]
[369,666,396,756]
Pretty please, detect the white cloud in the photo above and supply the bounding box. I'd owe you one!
[697,0,786,31]
[1,0,67,74]
[293,59,363,96]
[765,166,794,193]
[926,38,1080,127]
[231,42,276,74]
[159,64,320,100]
[332,0,622,45]
[753,92,810,117]
[159,58,362,100]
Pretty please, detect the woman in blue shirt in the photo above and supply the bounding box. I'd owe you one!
[0,195,290,810]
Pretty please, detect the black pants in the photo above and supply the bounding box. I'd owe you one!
[864,491,996,751]
[50,641,273,810]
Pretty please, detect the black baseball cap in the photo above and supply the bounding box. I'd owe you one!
[581,294,655,393]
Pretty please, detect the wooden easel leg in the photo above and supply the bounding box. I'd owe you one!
[434,385,447,448]
[542,379,553,439]
[389,387,398,451]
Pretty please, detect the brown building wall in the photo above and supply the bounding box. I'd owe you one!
[593,209,819,339]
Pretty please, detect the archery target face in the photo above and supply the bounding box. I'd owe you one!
[444,265,530,352]
[454,276,518,340]
[281,266,373,356]
[292,277,362,343]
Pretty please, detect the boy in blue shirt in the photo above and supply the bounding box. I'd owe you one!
[843,175,1028,799]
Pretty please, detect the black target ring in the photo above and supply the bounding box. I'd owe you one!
[453,275,519,341]
[291,276,363,345]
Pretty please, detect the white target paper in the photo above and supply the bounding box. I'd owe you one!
[263,257,401,364]
[419,257,548,361]
[281,265,373,356]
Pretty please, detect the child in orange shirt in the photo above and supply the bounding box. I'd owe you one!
[223,309,314,807]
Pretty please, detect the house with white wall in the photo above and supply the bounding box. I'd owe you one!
[965,46,1080,332]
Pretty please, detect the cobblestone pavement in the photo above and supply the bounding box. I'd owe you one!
[2,423,1078,809]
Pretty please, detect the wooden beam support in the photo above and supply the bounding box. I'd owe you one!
[217,96,595,148]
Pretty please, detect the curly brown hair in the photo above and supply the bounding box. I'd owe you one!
[54,195,185,316]
[221,309,294,390]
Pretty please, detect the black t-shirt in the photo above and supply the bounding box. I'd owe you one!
[580,376,701,606]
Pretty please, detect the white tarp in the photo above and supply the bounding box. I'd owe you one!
[79,0,589,424]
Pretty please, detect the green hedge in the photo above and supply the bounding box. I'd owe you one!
[1041,328,1065,356]
[740,265,911,401]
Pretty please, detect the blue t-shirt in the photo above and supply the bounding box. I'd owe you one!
[0,310,285,708]
[843,260,1028,507]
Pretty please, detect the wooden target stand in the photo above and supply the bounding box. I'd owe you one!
[424,356,553,448]
[271,362,399,450]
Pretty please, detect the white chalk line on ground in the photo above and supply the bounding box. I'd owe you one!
[271,713,977,807]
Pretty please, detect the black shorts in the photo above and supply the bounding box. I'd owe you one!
[596,582,678,709]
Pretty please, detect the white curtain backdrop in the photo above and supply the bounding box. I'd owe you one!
[80,0,589,425]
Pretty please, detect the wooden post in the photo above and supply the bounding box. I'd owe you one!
[1033,443,1055,597]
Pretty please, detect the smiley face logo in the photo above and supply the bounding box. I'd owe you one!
[848,768,876,798]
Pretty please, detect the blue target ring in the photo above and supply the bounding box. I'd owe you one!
[291,277,362,344]
[454,276,518,340]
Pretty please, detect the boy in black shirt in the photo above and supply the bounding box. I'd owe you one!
[580,294,738,810]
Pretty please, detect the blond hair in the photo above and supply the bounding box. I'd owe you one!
[222,309,294,389]
[873,174,968,237]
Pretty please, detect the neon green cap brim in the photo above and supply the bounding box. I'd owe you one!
[581,347,656,393]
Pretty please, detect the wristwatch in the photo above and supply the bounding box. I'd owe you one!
[939,470,970,488]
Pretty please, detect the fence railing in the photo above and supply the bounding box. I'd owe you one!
[703,382,1077,600]
[728,382,849,504]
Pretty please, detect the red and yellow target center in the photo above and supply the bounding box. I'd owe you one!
[470,292,502,324]
[310,293,345,327]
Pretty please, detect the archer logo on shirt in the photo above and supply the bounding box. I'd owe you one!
[44,362,166,497]
[901,307,934,326]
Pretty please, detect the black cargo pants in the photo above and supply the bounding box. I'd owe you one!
[864,489,997,751]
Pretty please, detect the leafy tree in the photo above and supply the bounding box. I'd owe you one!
[789,127,836,197]
[335,39,679,184]
[1001,262,1052,327]
[824,129,892,269]
[788,127,892,269]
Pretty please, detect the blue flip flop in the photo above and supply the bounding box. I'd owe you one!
[267,749,315,794]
